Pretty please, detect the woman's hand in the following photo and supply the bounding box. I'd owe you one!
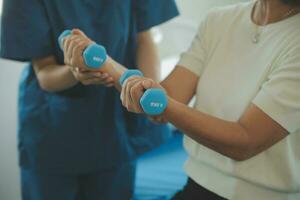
[70,67,114,87]
[120,76,166,113]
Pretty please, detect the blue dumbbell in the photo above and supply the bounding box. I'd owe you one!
[58,30,168,115]
[58,30,107,69]
[119,70,168,115]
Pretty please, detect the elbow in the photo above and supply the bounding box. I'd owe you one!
[38,80,58,93]
[227,127,260,161]
[228,146,259,162]
[230,153,252,162]
[36,72,60,93]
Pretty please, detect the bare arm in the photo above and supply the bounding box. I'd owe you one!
[122,68,289,161]
[32,56,78,92]
[61,29,158,92]
[161,66,199,104]
[136,31,160,81]
[164,99,288,161]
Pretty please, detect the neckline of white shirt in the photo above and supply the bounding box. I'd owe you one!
[247,1,300,29]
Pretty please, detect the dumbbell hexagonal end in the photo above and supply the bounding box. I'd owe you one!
[140,88,168,115]
[83,44,107,69]
[119,70,144,86]
[58,30,72,50]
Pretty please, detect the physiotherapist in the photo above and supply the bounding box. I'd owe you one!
[0,0,179,199]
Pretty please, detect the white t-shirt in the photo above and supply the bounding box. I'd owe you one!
[177,2,300,200]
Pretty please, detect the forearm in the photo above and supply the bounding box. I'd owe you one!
[100,58,127,91]
[35,65,78,92]
[33,57,78,92]
[136,31,160,81]
[163,98,251,161]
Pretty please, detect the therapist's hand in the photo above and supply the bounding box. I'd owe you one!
[120,76,166,113]
[63,29,114,87]
[70,67,114,87]
[62,29,93,70]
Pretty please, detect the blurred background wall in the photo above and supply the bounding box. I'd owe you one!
[0,0,244,199]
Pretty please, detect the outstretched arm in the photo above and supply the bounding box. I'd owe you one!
[61,29,169,116]
[61,29,137,92]
[121,73,288,161]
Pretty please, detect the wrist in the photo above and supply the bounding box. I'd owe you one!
[162,96,177,118]
[67,66,80,83]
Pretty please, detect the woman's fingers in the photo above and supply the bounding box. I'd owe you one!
[122,77,141,109]
[129,82,145,112]
[142,79,155,89]
[120,77,132,107]
[121,77,155,113]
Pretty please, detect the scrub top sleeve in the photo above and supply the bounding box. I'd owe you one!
[253,45,300,134]
[134,0,179,32]
[0,0,53,62]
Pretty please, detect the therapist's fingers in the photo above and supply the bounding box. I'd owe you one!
[81,78,101,86]
[72,29,88,39]
[63,36,73,64]
[75,71,102,81]
[72,70,114,87]
[82,76,114,86]
[101,76,115,87]
[71,40,87,68]
[70,37,94,69]
[63,35,79,65]
[67,35,82,63]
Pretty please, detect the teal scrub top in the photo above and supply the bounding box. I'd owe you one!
[0,0,179,173]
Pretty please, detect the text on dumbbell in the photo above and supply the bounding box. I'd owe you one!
[93,56,104,62]
[150,102,164,108]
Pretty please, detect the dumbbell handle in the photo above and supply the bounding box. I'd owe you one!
[58,30,168,115]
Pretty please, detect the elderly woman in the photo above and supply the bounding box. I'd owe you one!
[120,0,300,199]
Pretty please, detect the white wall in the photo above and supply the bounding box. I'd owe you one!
[0,59,24,200]
[158,0,243,58]
[0,1,244,200]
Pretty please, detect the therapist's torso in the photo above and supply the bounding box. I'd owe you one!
[0,0,179,173]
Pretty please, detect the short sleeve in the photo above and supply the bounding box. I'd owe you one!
[253,46,300,133]
[0,0,53,61]
[177,13,211,77]
[134,0,179,32]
